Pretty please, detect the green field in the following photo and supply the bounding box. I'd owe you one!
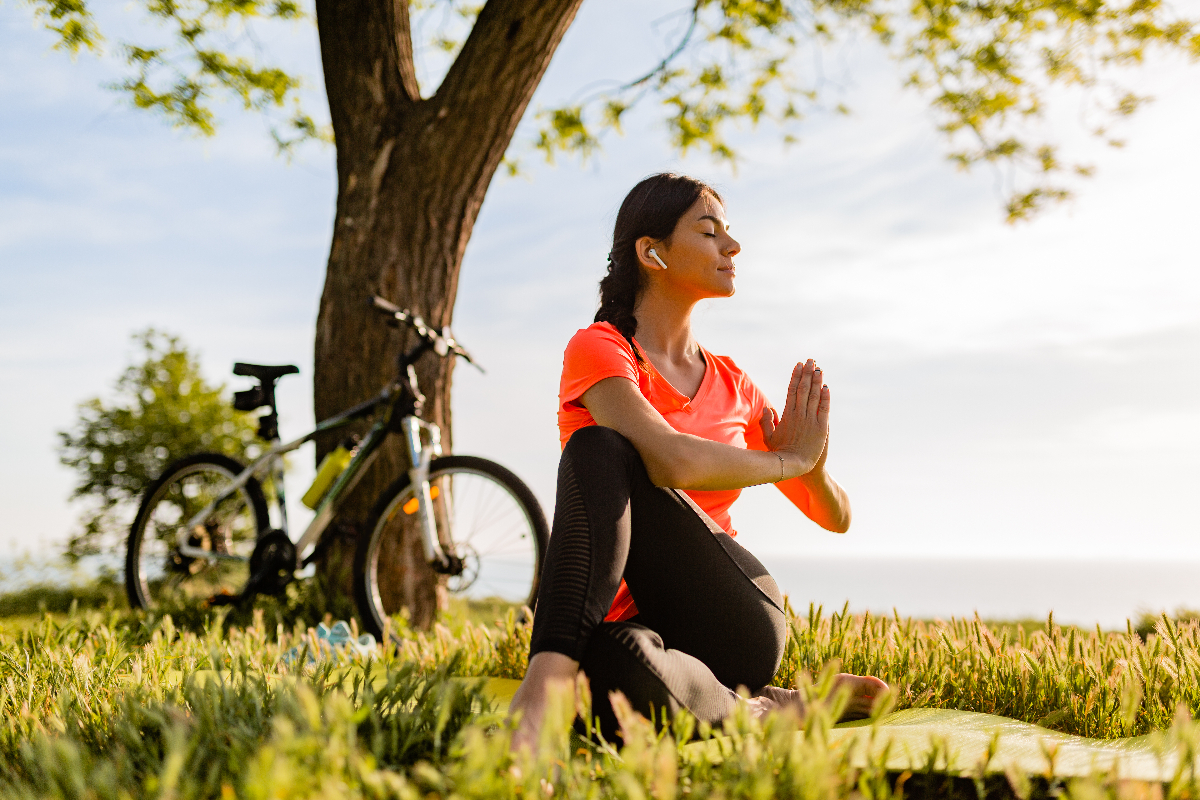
[3,587,1200,799]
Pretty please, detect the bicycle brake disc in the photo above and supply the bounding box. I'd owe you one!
[444,542,480,594]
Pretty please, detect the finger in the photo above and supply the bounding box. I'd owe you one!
[758,407,776,443]
[806,366,823,418]
[785,362,804,420]
[780,366,797,426]
[795,360,814,419]
[816,385,831,428]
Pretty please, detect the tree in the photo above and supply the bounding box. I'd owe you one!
[26,0,1199,626]
[58,330,259,562]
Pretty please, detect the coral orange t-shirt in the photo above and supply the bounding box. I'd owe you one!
[558,322,806,622]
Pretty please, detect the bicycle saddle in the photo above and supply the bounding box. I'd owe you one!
[233,363,299,382]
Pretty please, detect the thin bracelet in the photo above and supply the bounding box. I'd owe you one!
[774,452,785,483]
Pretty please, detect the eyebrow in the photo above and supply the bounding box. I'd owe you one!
[697,214,729,230]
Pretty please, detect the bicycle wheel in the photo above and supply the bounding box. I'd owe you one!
[355,455,549,639]
[126,453,268,611]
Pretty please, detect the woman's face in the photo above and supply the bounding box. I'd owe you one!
[642,192,742,300]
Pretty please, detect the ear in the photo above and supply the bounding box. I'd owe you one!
[635,236,666,271]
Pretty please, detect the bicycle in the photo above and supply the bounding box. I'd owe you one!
[124,296,549,638]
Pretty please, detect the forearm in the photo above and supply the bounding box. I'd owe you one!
[642,433,813,491]
[784,467,851,532]
[582,378,819,490]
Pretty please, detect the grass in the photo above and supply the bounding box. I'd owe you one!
[5,587,1200,798]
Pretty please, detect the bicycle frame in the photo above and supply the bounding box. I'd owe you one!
[178,373,448,569]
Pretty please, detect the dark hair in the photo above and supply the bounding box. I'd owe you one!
[595,173,721,358]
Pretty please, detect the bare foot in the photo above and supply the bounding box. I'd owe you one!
[507,652,579,753]
[751,674,889,722]
[749,685,805,720]
[831,673,889,721]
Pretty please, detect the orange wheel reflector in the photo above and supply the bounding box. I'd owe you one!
[401,485,440,515]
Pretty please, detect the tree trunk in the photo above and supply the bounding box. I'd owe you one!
[311,0,584,628]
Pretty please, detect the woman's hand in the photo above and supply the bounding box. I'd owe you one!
[759,359,830,479]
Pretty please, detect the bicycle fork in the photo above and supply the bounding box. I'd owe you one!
[401,416,453,569]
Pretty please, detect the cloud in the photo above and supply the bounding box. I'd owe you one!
[2,0,1198,589]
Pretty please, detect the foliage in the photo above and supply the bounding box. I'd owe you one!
[529,0,1200,220]
[21,0,329,155]
[24,0,1200,220]
[57,329,259,560]
[10,602,1200,797]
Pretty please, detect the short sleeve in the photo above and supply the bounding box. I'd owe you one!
[559,323,641,413]
[740,372,772,452]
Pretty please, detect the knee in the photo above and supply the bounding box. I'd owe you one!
[564,425,639,463]
[711,604,787,692]
[752,608,788,689]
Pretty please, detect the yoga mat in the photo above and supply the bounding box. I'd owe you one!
[827,708,1173,782]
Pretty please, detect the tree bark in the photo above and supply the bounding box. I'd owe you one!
[311,0,584,628]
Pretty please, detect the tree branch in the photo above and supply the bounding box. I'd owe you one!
[392,0,422,102]
[414,0,586,251]
[622,1,702,91]
[436,0,585,126]
[315,0,423,158]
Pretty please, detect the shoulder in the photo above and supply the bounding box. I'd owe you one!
[706,351,768,409]
[567,322,633,351]
[561,322,641,399]
[564,322,638,366]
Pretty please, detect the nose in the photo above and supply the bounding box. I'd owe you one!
[724,234,741,258]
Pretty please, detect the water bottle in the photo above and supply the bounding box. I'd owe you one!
[301,442,354,509]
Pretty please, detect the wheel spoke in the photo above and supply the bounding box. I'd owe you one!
[128,456,263,613]
[357,459,546,638]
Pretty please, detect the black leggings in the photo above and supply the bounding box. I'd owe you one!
[529,426,788,739]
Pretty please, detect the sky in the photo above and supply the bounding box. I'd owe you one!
[2,2,1198,618]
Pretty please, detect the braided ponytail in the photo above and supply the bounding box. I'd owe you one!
[595,173,720,360]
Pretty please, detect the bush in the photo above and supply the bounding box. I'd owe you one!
[57,330,259,560]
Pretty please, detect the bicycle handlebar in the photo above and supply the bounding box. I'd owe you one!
[370,295,482,371]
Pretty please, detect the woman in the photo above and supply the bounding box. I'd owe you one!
[509,173,888,749]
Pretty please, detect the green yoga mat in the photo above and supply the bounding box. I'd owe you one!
[827,708,1171,782]
[479,678,1179,782]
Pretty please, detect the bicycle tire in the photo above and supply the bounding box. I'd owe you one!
[125,453,269,611]
[354,455,549,639]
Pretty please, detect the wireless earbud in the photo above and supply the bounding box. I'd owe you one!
[648,248,668,270]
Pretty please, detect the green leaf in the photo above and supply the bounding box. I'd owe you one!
[25,0,103,55]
